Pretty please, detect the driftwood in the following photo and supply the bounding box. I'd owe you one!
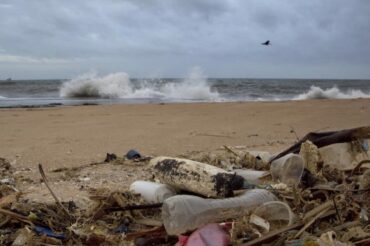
[150,157,244,198]
[270,126,370,163]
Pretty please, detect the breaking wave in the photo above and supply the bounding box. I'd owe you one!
[0,95,6,99]
[59,68,220,101]
[293,86,370,100]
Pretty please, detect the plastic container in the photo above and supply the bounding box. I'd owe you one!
[130,181,177,203]
[270,153,304,186]
[232,169,268,185]
[162,189,277,235]
[253,201,295,228]
[319,141,370,170]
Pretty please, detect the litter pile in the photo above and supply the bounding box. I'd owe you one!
[0,126,369,245]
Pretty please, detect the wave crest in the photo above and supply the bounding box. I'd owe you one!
[60,72,132,98]
[60,69,220,101]
[294,86,370,100]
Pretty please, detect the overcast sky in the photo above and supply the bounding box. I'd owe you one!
[0,0,369,79]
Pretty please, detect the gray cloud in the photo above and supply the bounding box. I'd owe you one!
[0,0,369,79]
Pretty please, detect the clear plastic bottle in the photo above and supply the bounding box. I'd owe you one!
[162,189,277,235]
[130,181,177,203]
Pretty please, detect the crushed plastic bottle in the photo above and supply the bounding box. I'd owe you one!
[162,189,277,235]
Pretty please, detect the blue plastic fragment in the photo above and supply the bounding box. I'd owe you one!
[112,224,129,234]
[362,140,369,151]
[34,226,66,240]
[126,149,141,160]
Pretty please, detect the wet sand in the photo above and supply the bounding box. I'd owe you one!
[0,99,369,170]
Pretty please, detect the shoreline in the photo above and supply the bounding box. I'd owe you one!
[1,99,369,171]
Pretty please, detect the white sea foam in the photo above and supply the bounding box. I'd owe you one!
[0,95,6,99]
[60,68,220,101]
[294,86,370,100]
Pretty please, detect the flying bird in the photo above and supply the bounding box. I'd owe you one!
[261,40,270,46]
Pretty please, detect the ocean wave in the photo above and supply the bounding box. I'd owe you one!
[59,68,220,101]
[293,86,370,100]
[0,95,6,99]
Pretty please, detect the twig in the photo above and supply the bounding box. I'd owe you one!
[354,237,370,245]
[294,207,331,239]
[106,203,163,212]
[124,226,166,240]
[242,210,335,246]
[289,126,300,141]
[303,200,333,221]
[38,164,72,220]
[332,196,342,224]
[0,208,33,225]
[316,221,360,236]
[223,145,240,157]
[350,160,370,177]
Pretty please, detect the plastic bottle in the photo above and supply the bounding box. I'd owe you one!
[130,181,177,203]
[162,189,277,235]
[270,153,304,186]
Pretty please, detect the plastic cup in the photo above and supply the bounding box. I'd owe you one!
[270,154,304,186]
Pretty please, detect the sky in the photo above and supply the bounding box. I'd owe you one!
[0,0,370,79]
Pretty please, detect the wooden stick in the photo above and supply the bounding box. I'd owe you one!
[303,200,333,221]
[124,226,166,240]
[38,164,72,220]
[354,237,370,245]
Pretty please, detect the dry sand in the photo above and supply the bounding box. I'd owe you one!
[1,99,369,171]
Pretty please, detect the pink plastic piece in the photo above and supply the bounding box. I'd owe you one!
[185,223,230,246]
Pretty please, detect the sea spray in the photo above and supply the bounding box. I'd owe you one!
[59,68,221,101]
[293,85,370,100]
[59,72,132,98]
[162,67,220,100]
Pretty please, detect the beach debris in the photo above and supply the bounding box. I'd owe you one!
[270,126,370,163]
[177,223,230,246]
[104,153,117,162]
[126,149,142,160]
[130,180,177,203]
[299,140,322,175]
[270,153,305,186]
[0,126,369,245]
[232,169,269,185]
[319,141,370,170]
[161,189,276,235]
[150,156,244,198]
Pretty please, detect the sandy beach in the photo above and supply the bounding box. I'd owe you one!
[0,99,369,171]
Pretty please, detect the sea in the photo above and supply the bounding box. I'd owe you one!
[0,72,369,108]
